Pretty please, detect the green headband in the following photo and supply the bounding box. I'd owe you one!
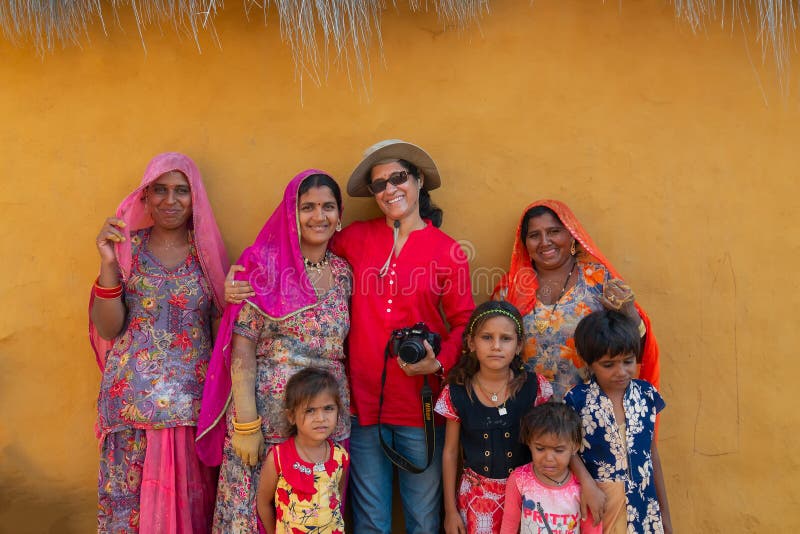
[468,309,523,336]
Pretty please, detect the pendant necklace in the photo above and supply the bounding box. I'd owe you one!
[534,258,577,334]
[536,469,570,534]
[304,252,330,297]
[475,371,511,416]
[536,466,571,486]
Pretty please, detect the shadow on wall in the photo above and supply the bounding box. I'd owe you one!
[0,444,94,533]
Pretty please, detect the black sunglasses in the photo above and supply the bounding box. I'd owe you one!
[367,170,411,194]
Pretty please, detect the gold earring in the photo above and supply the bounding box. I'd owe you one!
[570,240,577,256]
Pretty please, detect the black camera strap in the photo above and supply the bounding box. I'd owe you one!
[377,344,436,474]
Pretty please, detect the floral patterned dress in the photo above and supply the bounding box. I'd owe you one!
[272,437,348,534]
[96,228,218,533]
[212,254,351,533]
[564,379,666,533]
[522,259,610,400]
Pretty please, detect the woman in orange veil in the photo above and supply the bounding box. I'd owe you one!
[493,200,659,400]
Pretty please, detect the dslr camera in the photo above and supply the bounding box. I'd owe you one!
[390,322,442,365]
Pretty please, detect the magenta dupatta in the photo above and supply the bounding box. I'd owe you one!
[195,169,338,466]
[88,152,229,371]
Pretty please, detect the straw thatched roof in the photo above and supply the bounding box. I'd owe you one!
[0,1,796,86]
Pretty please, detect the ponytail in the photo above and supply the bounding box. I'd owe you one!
[419,189,443,228]
[397,159,444,227]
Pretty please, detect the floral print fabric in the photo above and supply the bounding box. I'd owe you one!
[456,468,509,534]
[232,254,351,442]
[564,379,666,533]
[212,254,351,533]
[96,229,217,438]
[96,229,218,533]
[97,428,147,532]
[273,437,348,534]
[522,259,610,400]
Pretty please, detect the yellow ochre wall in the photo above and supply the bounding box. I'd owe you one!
[1,1,797,532]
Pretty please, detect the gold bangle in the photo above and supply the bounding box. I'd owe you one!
[94,292,123,300]
[638,320,647,338]
[233,416,262,431]
[234,427,260,436]
[233,423,261,432]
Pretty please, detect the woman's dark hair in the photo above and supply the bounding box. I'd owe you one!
[574,310,641,365]
[299,173,343,213]
[397,159,443,228]
[519,402,582,447]
[283,368,341,435]
[448,300,527,399]
[519,205,562,241]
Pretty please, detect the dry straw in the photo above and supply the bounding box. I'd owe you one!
[0,1,796,88]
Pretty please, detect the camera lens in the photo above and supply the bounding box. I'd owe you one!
[398,339,426,364]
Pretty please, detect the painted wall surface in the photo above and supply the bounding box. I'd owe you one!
[1,1,797,532]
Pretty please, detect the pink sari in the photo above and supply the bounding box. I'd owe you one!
[196,169,342,534]
[89,153,229,534]
[196,169,333,466]
[89,152,228,371]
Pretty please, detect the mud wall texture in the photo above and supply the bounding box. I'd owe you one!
[0,1,797,532]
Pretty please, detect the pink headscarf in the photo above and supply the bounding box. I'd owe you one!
[88,152,229,371]
[195,169,339,466]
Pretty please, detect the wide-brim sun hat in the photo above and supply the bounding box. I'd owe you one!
[347,139,441,197]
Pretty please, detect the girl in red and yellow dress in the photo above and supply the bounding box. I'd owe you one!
[256,368,349,534]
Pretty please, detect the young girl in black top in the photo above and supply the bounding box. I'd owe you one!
[436,301,553,534]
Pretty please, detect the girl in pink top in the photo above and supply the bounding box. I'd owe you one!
[500,403,601,534]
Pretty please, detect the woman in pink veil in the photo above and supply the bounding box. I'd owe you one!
[196,170,352,533]
[89,152,229,533]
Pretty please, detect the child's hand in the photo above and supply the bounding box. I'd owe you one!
[580,481,606,525]
[443,510,466,534]
[601,278,637,320]
[232,430,264,466]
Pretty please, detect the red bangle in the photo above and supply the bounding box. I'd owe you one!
[94,277,123,299]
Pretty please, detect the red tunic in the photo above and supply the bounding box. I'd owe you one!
[333,218,474,427]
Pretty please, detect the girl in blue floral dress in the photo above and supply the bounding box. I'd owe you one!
[564,310,672,534]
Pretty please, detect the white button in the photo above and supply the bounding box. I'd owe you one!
[389,280,394,285]
[388,299,393,304]
[392,263,396,267]
[390,272,395,276]
[386,308,391,313]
